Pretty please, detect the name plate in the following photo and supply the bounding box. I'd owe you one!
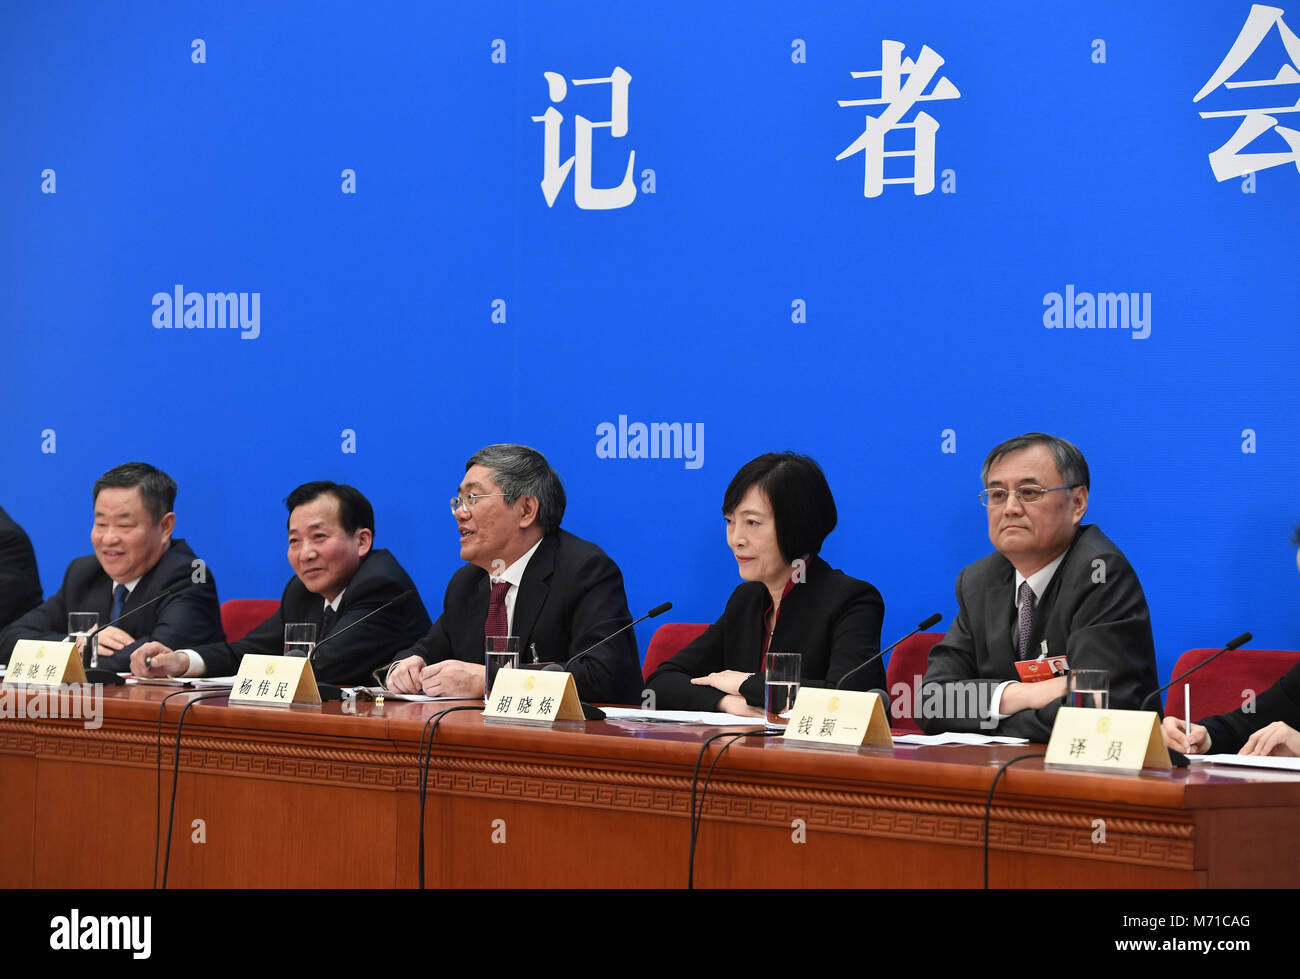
[483,668,584,724]
[3,640,87,686]
[782,688,892,748]
[1045,706,1169,774]
[228,654,322,708]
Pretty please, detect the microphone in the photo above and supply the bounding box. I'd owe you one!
[1140,632,1251,712]
[541,601,673,720]
[836,612,943,690]
[307,589,416,701]
[85,580,194,684]
[1139,631,1251,769]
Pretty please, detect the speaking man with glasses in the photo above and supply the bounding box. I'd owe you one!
[385,444,643,704]
[918,433,1157,741]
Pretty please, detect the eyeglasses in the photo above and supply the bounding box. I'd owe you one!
[978,485,1077,508]
[449,493,507,514]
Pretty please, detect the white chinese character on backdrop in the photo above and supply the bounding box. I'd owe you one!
[1194,4,1300,181]
[836,41,960,197]
[531,67,636,209]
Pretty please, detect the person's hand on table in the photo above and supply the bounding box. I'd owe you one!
[715,693,764,717]
[95,625,136,655]
[1161,715,1210,754]
[129,641,190,678]
[386,655,426,693]
[999,676,1068,714]
[691,670,751,695]
[419,659,485,698]
[1240,721,1300,757]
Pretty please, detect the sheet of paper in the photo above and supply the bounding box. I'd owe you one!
[354,687,468,703]
[1188,753,1300,773]
[599,706,767,725]
[892,732,1030,746]
[126,676,195,687]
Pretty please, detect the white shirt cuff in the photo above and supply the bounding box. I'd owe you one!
[989,680,1015,720]
[179,649,205,678]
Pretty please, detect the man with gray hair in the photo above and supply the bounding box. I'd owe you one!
[919,433,1158,742]
[387,444,642,704]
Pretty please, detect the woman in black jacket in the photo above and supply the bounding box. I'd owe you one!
[647,452,885,715]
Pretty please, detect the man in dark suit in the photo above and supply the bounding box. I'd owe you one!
[0,463,223,668]
[387,444,642,705]
[0,505,42,630]
[132,482,431,687]
[919,433,1158,742]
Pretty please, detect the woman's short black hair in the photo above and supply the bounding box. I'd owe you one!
[721,452,837,563]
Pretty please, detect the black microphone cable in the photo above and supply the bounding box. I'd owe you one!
[417,704,483,889]
[982,752,1044,889]
[688,727,782,888]
[161,691,230,888]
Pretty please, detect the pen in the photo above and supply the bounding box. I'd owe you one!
[1184,685,1191,744]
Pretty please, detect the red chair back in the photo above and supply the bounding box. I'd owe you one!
[220,599,280,642]
[642,623,708,681]
[885,632,946,733]
[1164,648,1300,719]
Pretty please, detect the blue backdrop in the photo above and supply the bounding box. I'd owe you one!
[4,1,1298,684]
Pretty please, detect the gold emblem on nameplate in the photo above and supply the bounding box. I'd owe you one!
[827,696,840,713]
[266,663,276,675]
[36,648,45,659]
[524,676,536,691]
[1097,716,1111,733]
[1028,663,1039,673]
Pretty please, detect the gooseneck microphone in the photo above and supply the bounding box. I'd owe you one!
[1140,632,1252,712]
[86,580,194,684]
[1139,631,1251,769]
[836,612,943,689]
[541,601,674,720]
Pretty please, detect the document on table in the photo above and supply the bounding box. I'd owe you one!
[126,675,236,689]
[599,706,768,725]
[892,732,1030,745]
[1188,753,1300,772]
[354,687,469,703]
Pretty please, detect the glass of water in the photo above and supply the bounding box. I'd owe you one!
[1069,669,1110,710]
[485,636,519,702]
[68,612,99,669]
[284,622,317,658]
[764,651,802,728]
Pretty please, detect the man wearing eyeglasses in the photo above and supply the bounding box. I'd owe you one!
[918,433,1157,741]
[385,444,642,705]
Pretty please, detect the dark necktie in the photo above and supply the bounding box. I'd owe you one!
[1017,581,1035,659]
[321,603,338,639]
[111,584,127,624]
[484,581,510,639]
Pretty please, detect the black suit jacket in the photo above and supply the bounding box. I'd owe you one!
[1202,661,1300,755]
[646,556,886,712]
[0,506,42,630]
[404,529,642,705]
[920,524,1158,742]
[192,548,431,686]
[0,538,223,668]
